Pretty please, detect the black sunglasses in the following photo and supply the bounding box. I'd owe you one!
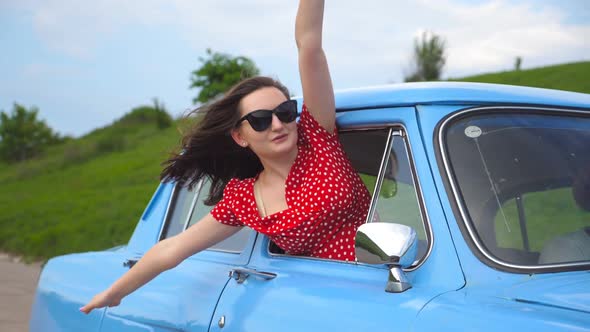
[236,100,298,132]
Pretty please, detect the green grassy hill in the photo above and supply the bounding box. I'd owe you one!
[451,61,590,94]
[0,107,184,260]
[1,61,589,261]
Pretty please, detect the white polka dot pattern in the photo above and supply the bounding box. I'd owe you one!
[211,105,371,261]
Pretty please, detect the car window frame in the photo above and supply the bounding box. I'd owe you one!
[266,124,434,271]
[437,105,590,273]
[157,180,254,255]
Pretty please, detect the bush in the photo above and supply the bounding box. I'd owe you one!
[117,99,172,130]
[62,144,93,165]
[96,135,126,154]
[155,109,173,129]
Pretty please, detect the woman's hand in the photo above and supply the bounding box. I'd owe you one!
[79,289,121,314]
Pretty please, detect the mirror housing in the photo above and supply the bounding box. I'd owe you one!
[355,222,417,293]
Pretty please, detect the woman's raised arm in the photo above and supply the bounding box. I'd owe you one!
[295,0,336,134]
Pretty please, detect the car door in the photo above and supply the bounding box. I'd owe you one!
[208,107,465,331]
[99,180,256,331]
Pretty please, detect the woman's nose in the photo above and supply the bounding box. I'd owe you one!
[270,114,284,131]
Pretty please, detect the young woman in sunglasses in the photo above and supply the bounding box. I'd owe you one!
[80,0,370,314]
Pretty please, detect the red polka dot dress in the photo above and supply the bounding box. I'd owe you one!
[211,105,371,261]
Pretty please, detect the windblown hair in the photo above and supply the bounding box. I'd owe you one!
[160,76,290,205]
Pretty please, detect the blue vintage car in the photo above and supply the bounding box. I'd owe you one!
[30,82,590,331]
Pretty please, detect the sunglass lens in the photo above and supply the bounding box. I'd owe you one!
[247,110,273,131]
[275,101,297,123]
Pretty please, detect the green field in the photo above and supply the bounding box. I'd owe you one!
[1,61,589,261]
[0,109,183,260]
[451,61,590,94]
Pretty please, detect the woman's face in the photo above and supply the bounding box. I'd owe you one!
[232,87,298,160]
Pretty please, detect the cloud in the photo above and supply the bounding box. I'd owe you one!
[3,0,589,136]
[15,0,589,79]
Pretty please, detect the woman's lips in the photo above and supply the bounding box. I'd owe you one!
[272,133,288,142]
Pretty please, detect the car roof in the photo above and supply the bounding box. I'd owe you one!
[331,82,590,111]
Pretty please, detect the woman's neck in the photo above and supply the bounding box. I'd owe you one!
[259,147,298,181]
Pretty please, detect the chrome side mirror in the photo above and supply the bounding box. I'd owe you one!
[355,222,417,293]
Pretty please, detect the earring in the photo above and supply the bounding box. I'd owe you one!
[241,142,247,147]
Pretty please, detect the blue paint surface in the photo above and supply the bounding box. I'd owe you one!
[30,83,590,331]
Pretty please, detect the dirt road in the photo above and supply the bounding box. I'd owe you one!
[0,253,42,332]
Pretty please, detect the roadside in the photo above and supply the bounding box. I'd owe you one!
[0,253,42,332]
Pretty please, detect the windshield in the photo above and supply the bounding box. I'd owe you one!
[444,109,590,268]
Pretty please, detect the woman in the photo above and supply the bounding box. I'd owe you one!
[80,0,370,314]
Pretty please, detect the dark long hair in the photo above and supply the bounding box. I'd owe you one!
[160,76,290,205]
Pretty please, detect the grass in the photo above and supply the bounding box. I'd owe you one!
[451,61,590,94]
[1,61,589,261]
[0,108,183,260]
[495,188,590,252]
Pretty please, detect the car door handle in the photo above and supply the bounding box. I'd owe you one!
[229,268,277,284]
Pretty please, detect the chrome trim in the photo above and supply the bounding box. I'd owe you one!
[401,126,434,271]
[267,123,435,271]
[338,123,409,131]
[157,182,179,241]
[355,222,418,267]
[355,223,417,293]
[438,105,590,271]
[229,267,277,283]
[366,128,394,224]
[183,180,204,230]
[207,248,244,254]
[386,266,412,292]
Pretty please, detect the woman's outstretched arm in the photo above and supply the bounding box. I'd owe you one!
[296,0,336,134]
[80,214,241,314]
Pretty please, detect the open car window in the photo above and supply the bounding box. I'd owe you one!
[443,109,590,268]
[269,127,431,266]
[343,129,430,265]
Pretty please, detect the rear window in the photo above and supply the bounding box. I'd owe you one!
[443,109,590,269]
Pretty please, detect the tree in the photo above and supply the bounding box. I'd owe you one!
[0,103,62,162]
[514,56,522,71]
[190,48,260,104]
[404,31,447,82]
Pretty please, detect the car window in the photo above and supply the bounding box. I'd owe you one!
[444,110,590,267]
[160,180,252,253]
[495,187,590,263]
[368,132,429,263]
[160,185,195,240]
[187,180,252,252]
[269,128,431,265]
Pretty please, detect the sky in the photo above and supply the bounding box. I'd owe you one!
[1,0,589,137]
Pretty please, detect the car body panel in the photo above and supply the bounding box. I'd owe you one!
[334,82,590,110]
[502,272,590,314]
[415,284,590,332]
[30,82,590,331]
[100,188,258,331]
[29,252,110,332]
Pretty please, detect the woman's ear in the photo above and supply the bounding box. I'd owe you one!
[230,129,248,148]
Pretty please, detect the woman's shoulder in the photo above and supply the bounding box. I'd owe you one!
[297,103,339,151]
[224,177,255,193]
[299,103,337,136]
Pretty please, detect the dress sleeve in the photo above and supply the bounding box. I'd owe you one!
[210,178,243,227]
[297,103,339,150]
